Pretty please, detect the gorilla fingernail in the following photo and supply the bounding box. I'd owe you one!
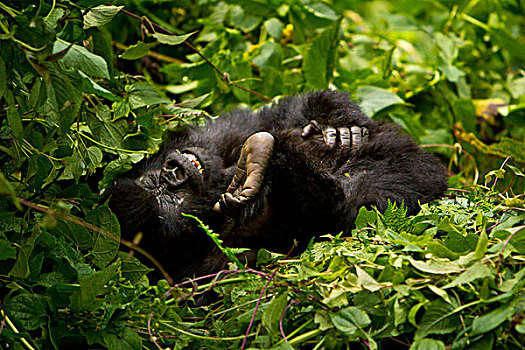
[339,127,351,148]
[351,126,362,146]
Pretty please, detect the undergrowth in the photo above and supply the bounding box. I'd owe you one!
[1,0,524,349]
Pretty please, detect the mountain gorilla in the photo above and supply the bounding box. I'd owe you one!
[109,91,448,280]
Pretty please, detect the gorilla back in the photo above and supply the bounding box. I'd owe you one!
[109,91,448,279]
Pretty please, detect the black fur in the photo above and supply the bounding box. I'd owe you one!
[109,91,448,279]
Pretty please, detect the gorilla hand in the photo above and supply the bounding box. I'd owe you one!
[213,132,274,216]
[301,120,369,149]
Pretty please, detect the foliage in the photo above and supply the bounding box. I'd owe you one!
[0,0,524,349]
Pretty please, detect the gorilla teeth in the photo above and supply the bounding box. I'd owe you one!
[182,153,204,175]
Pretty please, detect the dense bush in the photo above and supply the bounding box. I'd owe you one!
[0,0,524,349]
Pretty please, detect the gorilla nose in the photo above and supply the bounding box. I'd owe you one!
[160,155,188,188]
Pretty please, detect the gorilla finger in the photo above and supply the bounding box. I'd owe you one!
[323,127,337,148]
[339,127,351,149]
[362,127,369,143]
[226,166,247,194]
[239,132,273,199]
[213,193,229,214]
[217,193,243,216]
[301,120,321,138]
[224,192,243,208]
[351,126,363,147]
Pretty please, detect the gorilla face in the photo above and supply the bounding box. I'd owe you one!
[109,147,226,242]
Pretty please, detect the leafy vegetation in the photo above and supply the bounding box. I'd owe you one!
[0,0,524,349]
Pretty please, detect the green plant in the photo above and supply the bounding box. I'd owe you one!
[0,1,524,349]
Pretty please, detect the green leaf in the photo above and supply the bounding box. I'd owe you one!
[262,293,288,335]
[54,39,110,78]
[58,151,86,181]
[86,204,121,268]
[415,299,460,339]
[100,153,144,190]
[44,7,65,29]
[165,81,199,95]
[493,226,525,254]
[499,267,525,292]
[407,257,462,274]
[303,19,341,90]
[452,98,476,133]
[354,206,377,230]
[257,248,285,266]
[489,26,525,61]
[507,164,525,177]
[27,153,53,191]
[0,238,17,260]
[88,106,127,153]
[86,146,103,172]
[126,83,170,109]
[84,5,123,30]
[329,307,371,336]
[230,58,253,103]
[438,61,466,83]
[443,262,492,289]
[314,310,333,331]
[427,285,452,304]
[0,56,6,100]
[9,228,40,279]
[47,66,83,134]
[4,294,48,330]
[252,42,282,70]
[4,89,23,138]
[301,0,338,20]
[152,31,196,46]
[435,33,458,63]
[103,327,142,350]
[112,100,132,118]
[427,242,460,260]
[472,304,513,336]
[119,252,153,284]
[230,6,261,32]
[120,41,157,60]
[79,71,119,101]
[473,228,489,260]
[0,172,22,210]
[410,338,446,350]
[50,220,93,249]
[69,262,119,312]
[264,18,283,40]
[355,266,381,292]
[357,86,405,117]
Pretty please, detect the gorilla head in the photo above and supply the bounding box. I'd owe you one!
[109,143,234,276]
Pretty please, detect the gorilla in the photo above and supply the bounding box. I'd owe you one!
[109,91,448,280]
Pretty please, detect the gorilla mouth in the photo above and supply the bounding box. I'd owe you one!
[182,152,204,176]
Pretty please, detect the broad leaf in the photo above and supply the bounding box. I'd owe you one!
[357,86,405,117]
[126,83,170,109]
[4,294,48,330]
[86,204,121,268]
[152,31,196,46]
[329,307,371,336]
[54,39,110,78]
[120,41,157,60]
[84,5,124,30]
